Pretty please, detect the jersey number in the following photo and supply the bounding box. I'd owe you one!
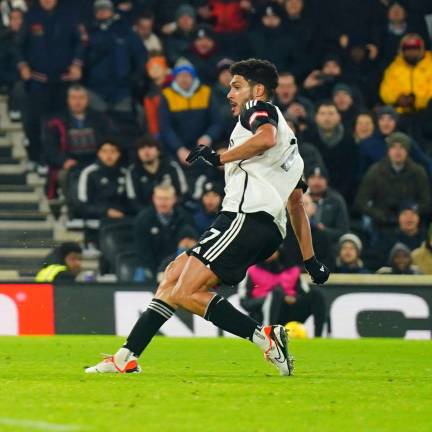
[200,228,221,244]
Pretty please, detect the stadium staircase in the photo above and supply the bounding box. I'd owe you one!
[0,96,97,281]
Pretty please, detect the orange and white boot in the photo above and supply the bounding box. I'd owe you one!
[84,348,141,374]
[253,325,294,376]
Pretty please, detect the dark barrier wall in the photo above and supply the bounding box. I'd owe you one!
[1,275,431,338]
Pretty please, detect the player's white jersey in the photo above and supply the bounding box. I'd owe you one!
[221,100,304,238]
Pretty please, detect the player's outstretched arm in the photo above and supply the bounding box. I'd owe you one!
[287,189,330,284]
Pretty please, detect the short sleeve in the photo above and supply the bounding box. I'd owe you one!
[240,100,278,134]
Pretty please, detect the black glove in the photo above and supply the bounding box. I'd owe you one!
[304,256,330,284]
[186,145,221,167]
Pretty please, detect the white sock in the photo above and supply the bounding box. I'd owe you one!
[114,347,136,369]
[251,327,270,352]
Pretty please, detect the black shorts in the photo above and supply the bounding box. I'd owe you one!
[187,211,283,285]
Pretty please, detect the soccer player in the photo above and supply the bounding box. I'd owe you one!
[85,59,330,376]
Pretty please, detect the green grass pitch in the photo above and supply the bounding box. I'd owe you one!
[0,336,431,432]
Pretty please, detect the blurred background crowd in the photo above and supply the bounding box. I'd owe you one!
[2,0,432,290]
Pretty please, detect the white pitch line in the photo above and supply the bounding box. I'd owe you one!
[0,417,83,431]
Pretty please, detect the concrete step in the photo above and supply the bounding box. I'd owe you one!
[0,228,53,241]
[0,172,27,185]
[0,157,19,164]
[0,192,39,202]
[0,146,12,158]
[0,220,53,230]
[0,238,58,248]
[0,185,35,192]
[0,209,48,221]
[0,202,39,211]
[0,248,47,271]
[0,163,26,174]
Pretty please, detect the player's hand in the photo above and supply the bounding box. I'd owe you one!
[186,145,221,167]
[304,256,330,284]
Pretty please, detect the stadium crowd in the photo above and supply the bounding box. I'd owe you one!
[3,0,432,291]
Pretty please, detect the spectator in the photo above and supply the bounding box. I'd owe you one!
[17,0,84,167]
[156,225,199,282]
[412,223,432,274]
[134,183,195,276]
[355,132,431,227]
[274,72,314,128]
[193,181,223,234]
[332,83,360,130]
[0,0,26,27]
[159,58,221,166]
[164,4,197,66]
[379,2,430,69]
[380,33,432,113]
[134,10,163,55]
[211,58,236,141]
[125,134,188,215]
[302,54,343,102]
[74,138,129,221]
[335,233,369,274]
[249,3,309,80]
[239,250,327,336]
[0,8,24,120]
[141,55,171,137]
[43,84,111,200]
[303,101,358,204]
[36,242,82,282]
[210,0,249,33]
[187,24,223,85]
[377,201,426,259]
[353,112,375,143]
[85,0,147,113]
[306,165,350,244]
[377,242,420,274]
[358,106,432,177]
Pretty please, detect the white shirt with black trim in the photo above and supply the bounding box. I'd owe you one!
[221,99,303,238]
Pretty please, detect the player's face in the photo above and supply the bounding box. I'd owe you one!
[227,75,255,117]
[138,145,159,163]
[68,90,88,115]
[97,143,121,167]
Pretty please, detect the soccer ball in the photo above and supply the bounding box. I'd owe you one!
[285,321,308,339]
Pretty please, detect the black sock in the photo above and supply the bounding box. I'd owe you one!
[204,295,259,340]
[124,298,175,356]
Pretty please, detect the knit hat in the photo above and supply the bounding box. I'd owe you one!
[338,233,363,253]
[175,4,196,20]
[216,58,234,74]
[305,164,328,180]
[194,24,216,41]
[376,105,399,121]
[388,242,411,264]
[260,2,285,19]
[385,132,411,151]
[202,181,224,197]
[172,58,197,78]
[399,200,419,215]
[332,83,353,97]
[94,0,113,11]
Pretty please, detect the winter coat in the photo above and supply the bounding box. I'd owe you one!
[412,243,432,274]
[380,51,432,112]
[355,157,431,225]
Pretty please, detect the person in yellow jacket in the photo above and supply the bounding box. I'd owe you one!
[35,242,82,282]
[380,33,432,113]
[412,223,432,274]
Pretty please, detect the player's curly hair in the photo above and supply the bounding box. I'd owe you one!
[230,58,279,98]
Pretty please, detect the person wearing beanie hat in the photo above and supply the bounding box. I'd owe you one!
[134,11,163,55]
[187,24,223,84]
[355,128,431,227]
[126,134,188,215]
[335,233,369,274]
[377,242,420,274]
[332,83,359,130]
[73,137,130,221]
[36,242,83,283]
[94,0,113,12]
[193,181,223,234]
[412,223,432,274]
[164,4,197,65]
[380,32,432,113]
[159,57,222,165]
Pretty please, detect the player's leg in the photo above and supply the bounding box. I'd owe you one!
[85,253,188,373]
